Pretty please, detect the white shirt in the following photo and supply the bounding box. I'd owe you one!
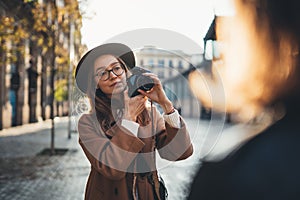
[121,109,181,137]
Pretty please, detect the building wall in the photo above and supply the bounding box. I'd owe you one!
[134,46,203,118]
[135,46,195,80]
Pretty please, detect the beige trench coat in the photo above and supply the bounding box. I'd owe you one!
[78,107,193,200]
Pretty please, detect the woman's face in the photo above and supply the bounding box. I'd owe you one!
[93,54,127,98]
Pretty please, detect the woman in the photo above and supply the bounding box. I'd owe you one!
[188,0,300,199]
[75,43,193,200]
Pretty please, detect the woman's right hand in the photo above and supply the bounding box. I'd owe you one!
[123,89,147,122]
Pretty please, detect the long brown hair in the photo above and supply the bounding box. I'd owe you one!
[86,55,150,132]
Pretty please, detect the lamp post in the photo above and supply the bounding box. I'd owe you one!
[49,0,58,155]
[0,40,5,130]
[67,20,74,139]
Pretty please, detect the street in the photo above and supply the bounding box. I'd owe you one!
[0,116,264,200]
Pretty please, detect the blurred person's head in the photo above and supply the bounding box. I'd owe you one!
[190,0,300,120]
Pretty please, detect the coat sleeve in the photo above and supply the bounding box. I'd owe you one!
[154,107,193,161]
[78,114,145,180]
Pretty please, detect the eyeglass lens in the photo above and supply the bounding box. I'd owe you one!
[97,64,124,81]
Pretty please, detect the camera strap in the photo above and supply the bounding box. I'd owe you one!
[150,99,154,136]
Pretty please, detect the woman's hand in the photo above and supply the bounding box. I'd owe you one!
[138,73,174,114]
[123,89,147,122]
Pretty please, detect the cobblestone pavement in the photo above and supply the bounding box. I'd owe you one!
[0,116,262,200]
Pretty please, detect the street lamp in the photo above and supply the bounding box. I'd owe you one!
[67,20,75,139]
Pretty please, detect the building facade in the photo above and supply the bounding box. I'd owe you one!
[135,46,203,118]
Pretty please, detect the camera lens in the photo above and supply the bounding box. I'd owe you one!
[127,66,154,97]
[137,76,154,91]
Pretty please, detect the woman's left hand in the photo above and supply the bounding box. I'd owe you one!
[138,73,174,113]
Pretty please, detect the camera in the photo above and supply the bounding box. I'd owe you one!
[127,66,154,97]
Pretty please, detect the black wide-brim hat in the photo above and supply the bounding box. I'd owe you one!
[75,43,135,94]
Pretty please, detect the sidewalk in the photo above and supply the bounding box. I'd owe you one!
[0,117,89,200]
[0,116,265,200]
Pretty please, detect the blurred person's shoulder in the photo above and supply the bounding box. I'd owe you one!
[189,117,300,199]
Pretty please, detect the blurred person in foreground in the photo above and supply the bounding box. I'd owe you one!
[188,0,300,199]
[75,43,193,200]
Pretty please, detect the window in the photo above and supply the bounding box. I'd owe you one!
[169,60,173,68]
[158,70,164,79]
[204,40,213,60]
[148,59,154,66]
[178,60,183,69]
[158,59,164,67]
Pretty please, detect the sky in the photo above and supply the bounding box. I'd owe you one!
[80,0,234,54]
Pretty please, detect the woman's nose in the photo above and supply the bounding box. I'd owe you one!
[109,70,117,79]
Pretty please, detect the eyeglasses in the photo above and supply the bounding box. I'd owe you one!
[95,63,125,81]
